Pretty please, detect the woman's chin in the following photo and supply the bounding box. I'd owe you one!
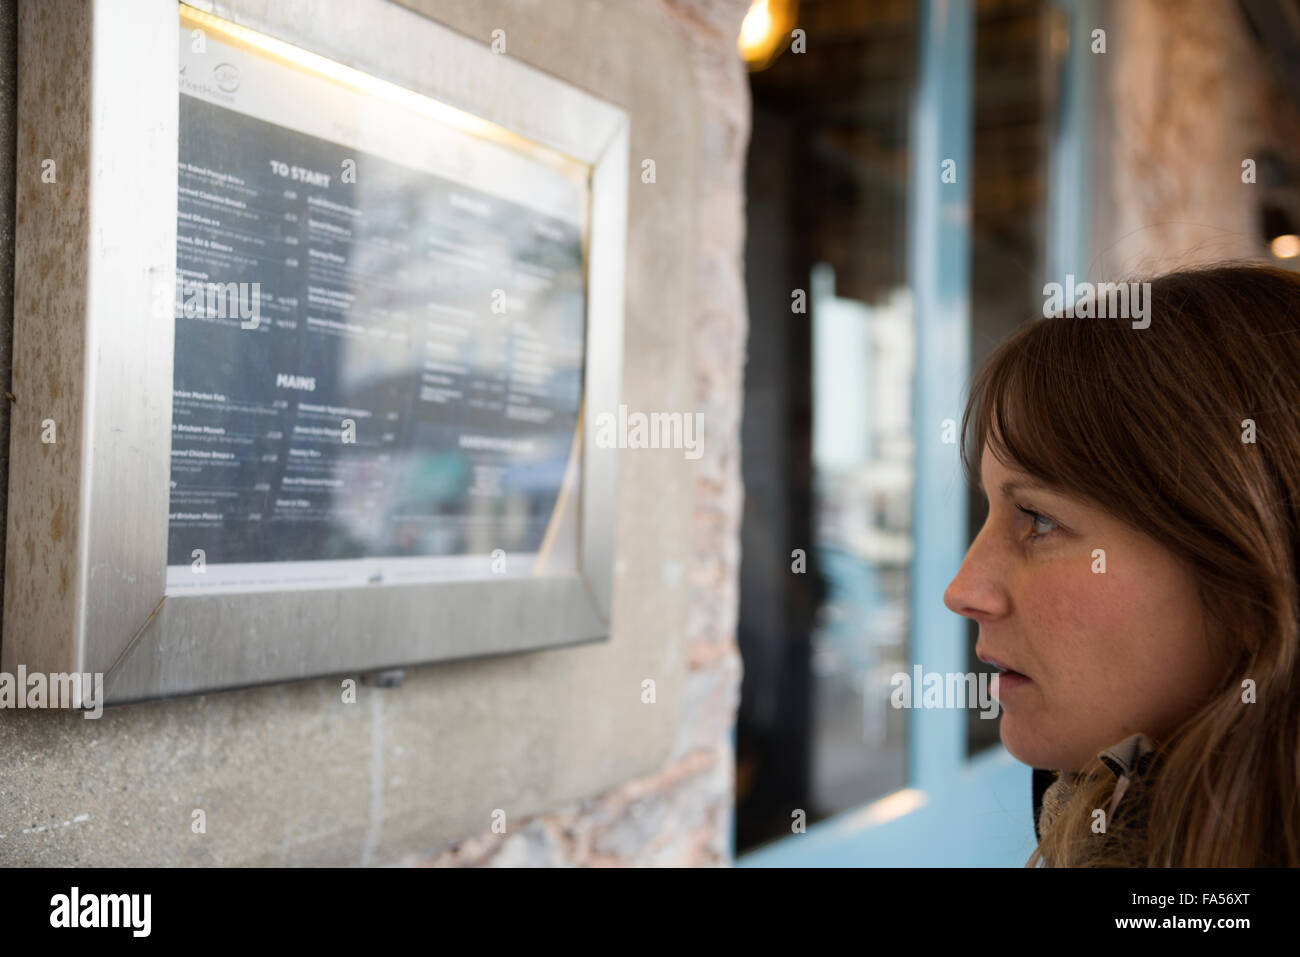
[999,716,1073,770]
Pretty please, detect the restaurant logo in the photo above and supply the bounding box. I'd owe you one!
[213,61,241,93]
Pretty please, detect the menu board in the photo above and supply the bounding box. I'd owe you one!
[167,10,588,593]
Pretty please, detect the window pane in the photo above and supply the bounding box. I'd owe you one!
[736,0,917,853]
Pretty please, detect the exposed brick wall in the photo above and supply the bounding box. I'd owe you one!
[415,0,752,867]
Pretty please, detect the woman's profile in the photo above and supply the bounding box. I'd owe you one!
[943,262,1300,867]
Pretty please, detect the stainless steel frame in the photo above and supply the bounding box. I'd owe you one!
[3,0,628,703]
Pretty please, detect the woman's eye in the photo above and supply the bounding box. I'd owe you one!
[1016,505,1058,539]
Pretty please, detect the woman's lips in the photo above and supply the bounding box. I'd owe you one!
[976,650,1033,692]
[989,670,1031,699]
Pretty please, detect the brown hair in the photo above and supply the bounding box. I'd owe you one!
[960,262,1300,866]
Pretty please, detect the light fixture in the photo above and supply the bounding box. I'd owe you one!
[1271,234,1300,259]
[1262,203,1300,260]
[738,0,798,72]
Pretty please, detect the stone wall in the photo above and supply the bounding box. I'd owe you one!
[418,0,753,867]
[0,0,15,636]
[1094,0,1300,274]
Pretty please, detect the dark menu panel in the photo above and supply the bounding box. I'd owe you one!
[169,94,586,571]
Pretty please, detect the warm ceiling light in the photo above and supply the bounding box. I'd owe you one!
[738,0,797,71]
[739,0,774,51]
[1271,234,1300,259]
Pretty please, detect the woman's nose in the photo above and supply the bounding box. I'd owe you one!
[943,535,1009,623]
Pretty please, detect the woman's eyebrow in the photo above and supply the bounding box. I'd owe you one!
[976,477,1052,500]
[998,479,1051,499]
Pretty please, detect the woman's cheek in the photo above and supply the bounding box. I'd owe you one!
[1038,555,1170,740]
[1015,555,1115,678]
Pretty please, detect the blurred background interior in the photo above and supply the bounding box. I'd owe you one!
[732,0,1300,864]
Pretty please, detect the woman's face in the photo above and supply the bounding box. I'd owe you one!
[943,444,1226,772]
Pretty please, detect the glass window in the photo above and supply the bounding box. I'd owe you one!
[736,0,918,853]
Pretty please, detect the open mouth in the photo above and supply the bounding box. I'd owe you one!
[977,652,1029,681]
